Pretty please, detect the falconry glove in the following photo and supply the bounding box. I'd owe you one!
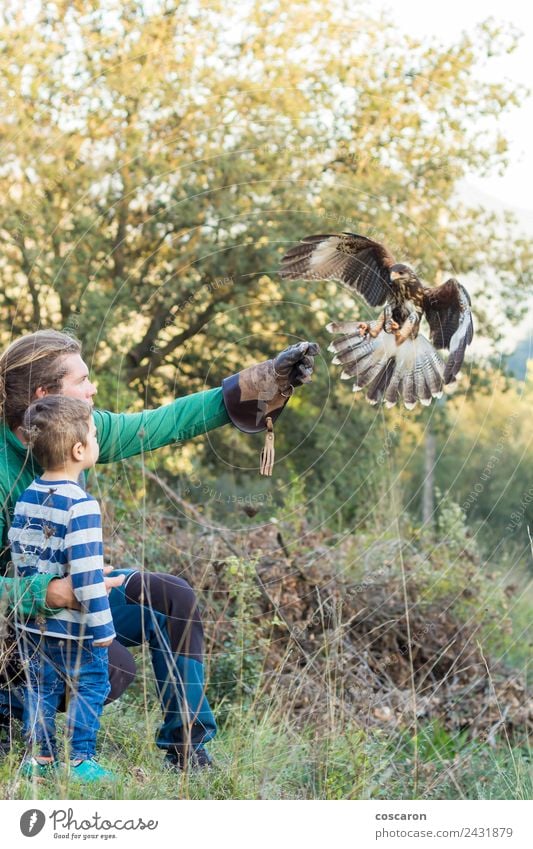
[222,341,319,475]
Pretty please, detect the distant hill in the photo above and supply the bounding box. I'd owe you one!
[505,336,533,381]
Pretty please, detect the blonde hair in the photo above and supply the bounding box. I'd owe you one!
[0,331,82,430]
[22,396,92,470]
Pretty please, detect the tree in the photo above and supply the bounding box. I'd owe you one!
[1,0,531,523]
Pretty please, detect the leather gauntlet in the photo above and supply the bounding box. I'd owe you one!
[222,342,319,434]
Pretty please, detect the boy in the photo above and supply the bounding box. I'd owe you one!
[8,396,115,782]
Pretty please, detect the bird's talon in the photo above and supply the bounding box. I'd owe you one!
[358,322,369,336]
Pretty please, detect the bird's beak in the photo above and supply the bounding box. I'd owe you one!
[390,271,400,281]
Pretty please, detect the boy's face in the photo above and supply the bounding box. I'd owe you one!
[83,416,100,468]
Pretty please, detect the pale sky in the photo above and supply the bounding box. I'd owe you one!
[385,0,533,228]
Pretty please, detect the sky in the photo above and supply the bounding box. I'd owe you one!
[385,0,533,228]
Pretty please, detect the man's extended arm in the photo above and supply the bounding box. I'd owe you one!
[95,387,229,463]
[94,343,319,463]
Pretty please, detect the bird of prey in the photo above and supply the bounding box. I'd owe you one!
[280,232,473,409]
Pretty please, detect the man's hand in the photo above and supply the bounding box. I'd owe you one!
[103,567,127,594]
[273,341,320,392]
[46,576,78,610]
[45,570,126,610]
[222,340,319,434]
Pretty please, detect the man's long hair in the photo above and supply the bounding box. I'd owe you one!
[0,331,82,430]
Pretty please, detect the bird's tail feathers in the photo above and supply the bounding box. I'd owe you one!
[327,323,445,409]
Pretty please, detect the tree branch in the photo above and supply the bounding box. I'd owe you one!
[125,294,225,382]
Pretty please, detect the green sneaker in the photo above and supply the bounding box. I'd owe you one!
[20,756,60,778]
[69,758,116,783]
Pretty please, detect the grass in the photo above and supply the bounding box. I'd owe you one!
[1,688,530,800]
[1,493,531,801]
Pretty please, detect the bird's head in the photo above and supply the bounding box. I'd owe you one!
[389,263,416,284]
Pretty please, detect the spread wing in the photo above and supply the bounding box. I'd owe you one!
[423,279,473,384]
[279,232,395,307]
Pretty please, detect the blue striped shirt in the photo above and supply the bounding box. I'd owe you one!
[8,478,115,645]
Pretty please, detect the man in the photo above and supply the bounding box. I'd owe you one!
[0,330,318,770]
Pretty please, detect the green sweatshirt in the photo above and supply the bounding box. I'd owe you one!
[0,572,61,618]
[0,386,230,612]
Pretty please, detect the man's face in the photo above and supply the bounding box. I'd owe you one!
[55,354,97,405]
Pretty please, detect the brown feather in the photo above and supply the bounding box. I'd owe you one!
[280,232,394,307]
[284,232,473,407]
[423,278,473,382]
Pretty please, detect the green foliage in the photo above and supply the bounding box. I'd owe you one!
[376,728,531,801]
[1,0,533,515]
[396,373,533,551]
[409,722,471,763]
[206,556,268,712]
[314,728,370,799]
[435,488,474,556]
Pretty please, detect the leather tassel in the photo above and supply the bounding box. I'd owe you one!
[260,416,275,476]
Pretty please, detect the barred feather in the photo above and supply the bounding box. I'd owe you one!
[328,323,445,409]
[366,358,396,405]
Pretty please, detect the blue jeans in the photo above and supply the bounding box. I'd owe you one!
[1,569,217,754]
[20,633,110,761]
[109,570,217,751]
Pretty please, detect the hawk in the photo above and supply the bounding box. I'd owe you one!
[280,232,474,409]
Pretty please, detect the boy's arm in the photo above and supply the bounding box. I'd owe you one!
[94,387,230,463]
[65,498,116,646]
